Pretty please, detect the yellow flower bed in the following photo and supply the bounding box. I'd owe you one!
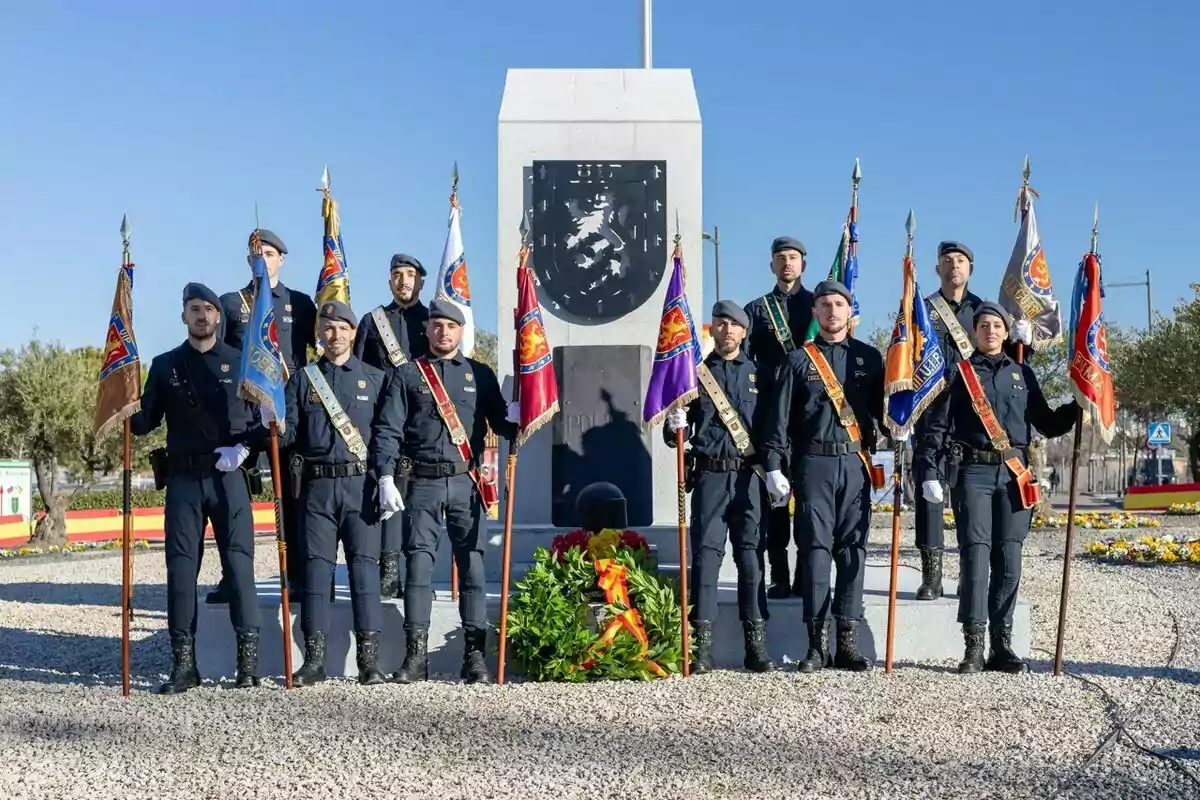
[871,502,955,522]
[1032,512,1159,530]
[0,539,152,559]
[1084,534,1200,565]
[1166,502,1200,516]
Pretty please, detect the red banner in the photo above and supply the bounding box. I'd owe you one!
[1069,252,1116,443]
[514,247,559,446]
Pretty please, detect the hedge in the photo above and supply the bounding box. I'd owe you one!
[32,488,277,513]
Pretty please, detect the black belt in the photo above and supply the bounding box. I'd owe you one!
[957,444,1025,465]
[411,461,472,478]
[804,441,864,456]
[304,461,367,479]
[694,455,748,472]
[166,452,218,473]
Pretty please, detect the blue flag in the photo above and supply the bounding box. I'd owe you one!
[237,248,287,430]
[882,254,946,439]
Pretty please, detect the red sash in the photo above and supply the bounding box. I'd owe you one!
[957,361,1040,509]
[414,357,498,513]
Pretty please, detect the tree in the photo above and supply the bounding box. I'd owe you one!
[0,341,163,546]
[473,329,499,372]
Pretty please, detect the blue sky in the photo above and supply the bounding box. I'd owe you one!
[3,0,1196,358]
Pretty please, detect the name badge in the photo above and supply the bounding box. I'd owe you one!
[356,394,369,401]
[463,386,476,394]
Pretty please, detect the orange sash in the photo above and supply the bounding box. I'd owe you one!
[957,361,1040,509]
[802,343,884,489]
[414,357,498,513]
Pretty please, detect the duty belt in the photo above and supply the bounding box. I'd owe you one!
[303,461,368,479]
[955,444,1026,465]
[167,452,218,472]
[693,455,747,472]
[411,461,472,479]
[804,441,864,456]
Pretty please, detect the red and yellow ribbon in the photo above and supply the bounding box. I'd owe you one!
[579,558,668,677]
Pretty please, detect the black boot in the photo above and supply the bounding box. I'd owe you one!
[985,625,1029,674]
[158,633,202,695]
[691,620,714,674]
[234,631,260,688]
[796,620,830,673]
[915,547,944,601]
[461,629,494,685]
[390,630,429,684]
[292,631,328,686]
[205,579,232,605]
[356,631,386,685]
[742,620,777,673]
[833,619,872,672]
[958,623,986,674]
[379,552,401,599]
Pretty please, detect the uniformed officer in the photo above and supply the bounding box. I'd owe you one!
[664,301,776,674]
[209,229,317,605]
[354,253,431,601]
[282,300,390,686]
[370,299,520,684]
[762,280,884,673]
[917,302,1074,674]
[743,236,815,600]
[129,282,262,694]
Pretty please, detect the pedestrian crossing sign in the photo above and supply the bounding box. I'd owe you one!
[1147,422,1171,446]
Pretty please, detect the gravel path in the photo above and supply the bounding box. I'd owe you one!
[1,522,1198,799]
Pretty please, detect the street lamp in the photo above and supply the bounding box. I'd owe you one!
[1106,269,1153,332]
[702,226,721,301]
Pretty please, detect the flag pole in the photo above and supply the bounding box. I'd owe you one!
[496,215,532,686]
[671,221,691,678]
[885,208,916,675]
[449,162,460,604]
[847,158,861,339]
[1013,156,1032,365]
[119,214,134,697]
[1053,205,1098,676]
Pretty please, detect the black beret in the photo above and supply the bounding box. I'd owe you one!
[814,280,852,303]
[318,300,357,327]
[711,300,749,329]
[249,228,288,255]
[575,482,628,533]
[182,282,220,308]
[428,299,465,326]
[937,240,973,263]
[389,253,426,276]
[771,236,806,256]
[973,301,1011,329]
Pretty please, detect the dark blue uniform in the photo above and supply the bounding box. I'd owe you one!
[763,334,883,672]
[917,351,1077,635]
[354,300,429,564]
[218,280,317,596]
[370,353,517,638]
[129,341,262,656]
[743,285,815,596]
[280,357,389,642]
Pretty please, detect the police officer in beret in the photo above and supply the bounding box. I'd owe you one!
[762,280,884,673]
[129,282,263,694]
[917,302,1073,674]
[282,300,390,686]
[354,253,431,601]
[913,242,1033,601]
[743,236,815,601]
[370,300,520,684]
[209,229,317,606]
[665,300,777,674]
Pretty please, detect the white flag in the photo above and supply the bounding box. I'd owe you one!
[434,202,475,357]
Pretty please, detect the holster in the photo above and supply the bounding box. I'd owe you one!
[396,457,413,498]
[243,466,264,496]
[945,444,963,490]
[288,453,304,499]
[148,448,168,491]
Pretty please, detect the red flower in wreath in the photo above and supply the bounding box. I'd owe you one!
[550,529,592,562]
[619,530,650,554]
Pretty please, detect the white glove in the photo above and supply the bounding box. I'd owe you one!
[214,444,250,472]
[378,475,404,520]
[666,408,688,432]
[1011,319,1033,346]
[765,470,791,508]
[506,401,521,424]
[922,480,944,504]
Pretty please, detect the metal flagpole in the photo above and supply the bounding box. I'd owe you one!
[119,214,134,698]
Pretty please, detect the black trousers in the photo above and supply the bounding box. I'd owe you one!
[763,502,800,584]
[794,453,871,622]
[403,473,487,633]
[952,463,1031,627]
[298,473,382,636]
[915,495,946,549]
[214,450,303,593]
[164,468,259,638]
[690,468,763,622]
[381,509,405,553]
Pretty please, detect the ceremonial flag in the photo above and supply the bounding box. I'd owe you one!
[644,240,701,425]
[514,244,559,446]
[882,254,946,439]
[1069,251,1116,443]
[1000,186,1062,350]
[315,169,351,348]
[238,239,288,430]
[94,260,141,440]
[435,171,475,357]
[805,221,860,342]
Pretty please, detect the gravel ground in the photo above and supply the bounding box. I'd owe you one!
[0,521,1198,800]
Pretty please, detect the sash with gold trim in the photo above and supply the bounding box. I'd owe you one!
[695,362,765,482]
[303,365,368,463]
[414,357,498,512]
[762,294,795,353]
[370,306,408,367]
[928,295,975,361]
[957,361,1040,509]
